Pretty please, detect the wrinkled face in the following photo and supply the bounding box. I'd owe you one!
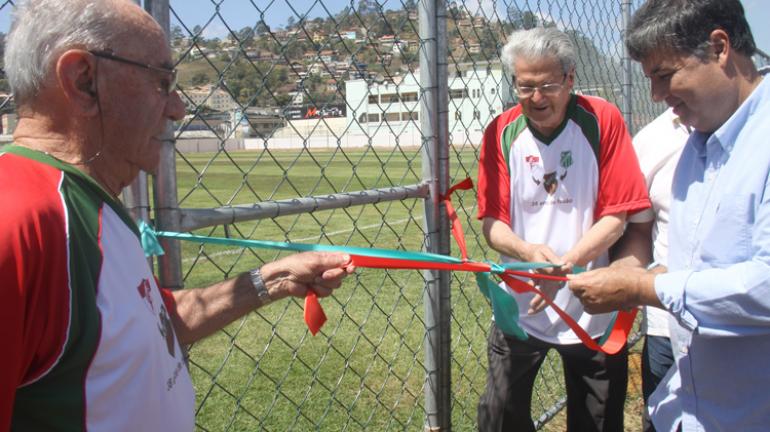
[95,7,185,179]
[514,55,574,137]
[641,49,732,133]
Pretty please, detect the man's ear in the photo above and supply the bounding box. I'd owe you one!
[709,29,731,66]
[55,49,100,115]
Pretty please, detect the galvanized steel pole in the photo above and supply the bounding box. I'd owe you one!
[621,0,634,134]
[122,1,151,224]
[420,0,451,430]
[145,0,184,289]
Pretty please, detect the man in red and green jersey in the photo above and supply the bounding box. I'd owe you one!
[0,1,353,430]
[476,27,650,431]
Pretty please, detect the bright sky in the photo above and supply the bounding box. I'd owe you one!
[0,1,767,53]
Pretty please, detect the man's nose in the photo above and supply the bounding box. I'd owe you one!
[165,90,186,121]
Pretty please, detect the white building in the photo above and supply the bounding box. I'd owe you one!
[345,62,513,146]
[182,84,239,113]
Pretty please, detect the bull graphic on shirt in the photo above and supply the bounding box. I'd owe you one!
[532,171,568,195]
[529,151,572,195]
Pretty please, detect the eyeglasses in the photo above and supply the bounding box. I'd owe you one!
[89,50,178,95]
[515,74,567,99]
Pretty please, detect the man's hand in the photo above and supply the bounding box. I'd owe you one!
[567,267,652,314]
[522,243,562,266]
[524,243,566,314]
[261,252,355,301]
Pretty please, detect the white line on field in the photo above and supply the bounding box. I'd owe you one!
[182,216,423,263]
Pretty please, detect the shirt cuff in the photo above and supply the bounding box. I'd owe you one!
[654,270,699,331]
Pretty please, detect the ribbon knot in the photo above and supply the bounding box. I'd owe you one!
[139,220,165,257]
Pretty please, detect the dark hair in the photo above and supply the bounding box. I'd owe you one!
[626,0,756,61]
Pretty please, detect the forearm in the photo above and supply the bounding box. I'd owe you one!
[168,272,260,345]
[167,253,351,344]
[482,217,532,260]
[563,212,627,267]
[609,220,654,268]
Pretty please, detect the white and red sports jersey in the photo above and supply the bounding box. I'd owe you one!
[0,146,195,431]
[477,94,649,344]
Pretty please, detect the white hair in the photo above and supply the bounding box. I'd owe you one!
[500,27,576,76]
[4,0,124,106]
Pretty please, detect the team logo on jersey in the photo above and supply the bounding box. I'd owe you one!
[530,151,571,196]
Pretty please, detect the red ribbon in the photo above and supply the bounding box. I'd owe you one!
[302,178,635,355]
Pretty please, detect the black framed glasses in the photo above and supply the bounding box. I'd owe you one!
[89,50,177,95]
[515,73,568,99]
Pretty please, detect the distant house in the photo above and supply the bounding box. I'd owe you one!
[379,34,396,49]
[319,50,335,63]
[181,85,239,113]
[342,30,357,41]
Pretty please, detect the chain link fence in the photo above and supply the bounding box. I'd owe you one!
[12,0,759,430]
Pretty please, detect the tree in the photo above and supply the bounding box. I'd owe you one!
[255,20,270,37]
[191,72,209,86]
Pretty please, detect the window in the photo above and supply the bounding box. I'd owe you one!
[449,88,468,99]
[491,88,496,95]
[368,95,379,104]
[358,113,367,123]
[400,92,418,102]
[385,112,401,122]
[404,111,419,121]
[381,93,399,103]
[455,111,462,120]
[367,113,380,122]
[473,110,480,119]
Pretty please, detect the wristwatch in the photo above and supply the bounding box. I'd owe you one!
[249,268,272,306]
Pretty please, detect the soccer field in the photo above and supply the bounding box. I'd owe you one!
[171,148,643,431]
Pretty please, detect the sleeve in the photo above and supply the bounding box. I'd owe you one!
[655,178,770,337]
[159,286,179,317]
[594,103,651,219]
[0,194,70,429]
[476,115,511,225]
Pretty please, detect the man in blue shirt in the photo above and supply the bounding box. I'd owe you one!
[567,0,769,431]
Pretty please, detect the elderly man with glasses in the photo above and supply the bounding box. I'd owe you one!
[476,27,650,431]
[0,0,353,430]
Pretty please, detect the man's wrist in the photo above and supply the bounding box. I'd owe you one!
[249,267,273,307]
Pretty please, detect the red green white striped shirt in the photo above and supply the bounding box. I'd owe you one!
[0,146,194,431]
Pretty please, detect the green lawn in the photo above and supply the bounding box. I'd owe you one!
[172,147,643,431]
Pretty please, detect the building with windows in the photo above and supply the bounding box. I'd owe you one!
[345,62,513,146]
[181,84,239,113]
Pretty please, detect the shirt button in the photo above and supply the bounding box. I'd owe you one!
[680,345,688,354]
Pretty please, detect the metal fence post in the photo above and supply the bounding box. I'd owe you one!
[145,0,183,289]
[621,0,634,134]
[420,0,451,430]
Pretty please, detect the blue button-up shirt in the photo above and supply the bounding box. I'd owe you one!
[651,75,770,432]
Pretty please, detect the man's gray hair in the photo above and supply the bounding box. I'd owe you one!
[500,27,576,76]
[4,0,123,106]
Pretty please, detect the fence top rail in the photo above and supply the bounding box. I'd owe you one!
[177,182,431,231]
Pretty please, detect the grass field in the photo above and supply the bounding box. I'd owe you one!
[172,147,644,431]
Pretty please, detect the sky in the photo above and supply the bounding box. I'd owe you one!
[0,0,767,54]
